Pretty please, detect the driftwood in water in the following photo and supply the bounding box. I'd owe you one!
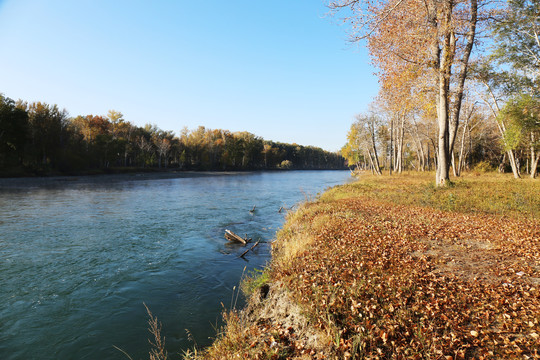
[225,229,250,245]
[278,205,295,213]
[239,240,261,258]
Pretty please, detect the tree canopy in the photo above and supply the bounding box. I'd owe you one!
[336,0,540,179]
[0,94,345,176]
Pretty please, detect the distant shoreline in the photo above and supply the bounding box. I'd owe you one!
[0,169,349,189]
[0,170,244,188]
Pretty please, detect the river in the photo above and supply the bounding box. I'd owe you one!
[0,170,351,359]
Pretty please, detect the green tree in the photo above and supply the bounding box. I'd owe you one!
[491,0,540,177]
[23,102,69,169]
[498,94,540,177]
[0,94,29,169]
[492,0,540,90]
[471,62,523,177]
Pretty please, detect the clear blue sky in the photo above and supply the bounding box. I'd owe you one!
[0,0,378,152]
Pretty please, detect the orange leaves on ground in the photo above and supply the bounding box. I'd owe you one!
[273,197,540,358]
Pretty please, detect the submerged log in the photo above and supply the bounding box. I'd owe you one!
[225,229,248,245]
[239,240,261,258]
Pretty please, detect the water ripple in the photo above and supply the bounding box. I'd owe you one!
[0,171,350,359]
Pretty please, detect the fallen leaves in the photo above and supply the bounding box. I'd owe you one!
[272,195,540,358]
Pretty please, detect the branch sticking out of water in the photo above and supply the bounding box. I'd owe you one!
[112,345,135,360]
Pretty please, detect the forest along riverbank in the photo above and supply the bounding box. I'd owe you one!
[192,173,540,359]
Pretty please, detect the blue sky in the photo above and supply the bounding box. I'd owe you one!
[0,0,378,151]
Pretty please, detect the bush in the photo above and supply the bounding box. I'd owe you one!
[473,160,494,173]
[278,160,293,169]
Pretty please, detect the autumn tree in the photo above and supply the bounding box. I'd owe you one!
[150,128,174,168]
[107,110,124,139]
[236,132,264,169]
[373,67,423,174]
[342,122,364,171]
[330,0,485,185]
[0,95,28,169]
[344,113,383,174]
[262,143,273,169]
[107,110,137,166]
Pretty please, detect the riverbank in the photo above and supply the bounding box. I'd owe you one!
[0,163,348,180]
[0,168,349,190]
[188,172,540,359]
[0,170,249,189]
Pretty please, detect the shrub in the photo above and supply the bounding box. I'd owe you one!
[278,160,293,169]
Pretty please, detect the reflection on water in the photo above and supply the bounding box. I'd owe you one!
[0,171,350,359]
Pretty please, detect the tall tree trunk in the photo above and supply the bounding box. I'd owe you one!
[451,153,458,177]
[531,131,539,178]
[436,62,451,185]
[454,108,472,176]
[448,0,477,155]
[420,142,426,171]
[389,116,394,175]
[412,137,424,172]
[435,5,453,186]
[411,118,426,171]
[435,0,477,186]
[508,150,521,178]
[368,150,375,174]
[429,137,439,170]
[457,129,466,176]
[367,117,382,175]
[371,144,382,175]
[480,78,521,178]
[397,114,405,173]
[499,153,506,173]
[367,149,379,175]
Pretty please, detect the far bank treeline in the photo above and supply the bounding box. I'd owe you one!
[0,95,345,176]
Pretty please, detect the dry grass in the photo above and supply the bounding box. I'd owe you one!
[145,303,169,360]
[272,205,333,270]
[325,172,540,218]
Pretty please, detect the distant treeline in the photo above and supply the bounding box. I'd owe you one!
[0,95,345,176]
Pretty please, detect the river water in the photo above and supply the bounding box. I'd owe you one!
[0,170,351,359]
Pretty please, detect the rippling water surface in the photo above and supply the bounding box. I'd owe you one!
[0,170,351,359]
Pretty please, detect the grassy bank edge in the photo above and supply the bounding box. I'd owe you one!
[183,172,539,359]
